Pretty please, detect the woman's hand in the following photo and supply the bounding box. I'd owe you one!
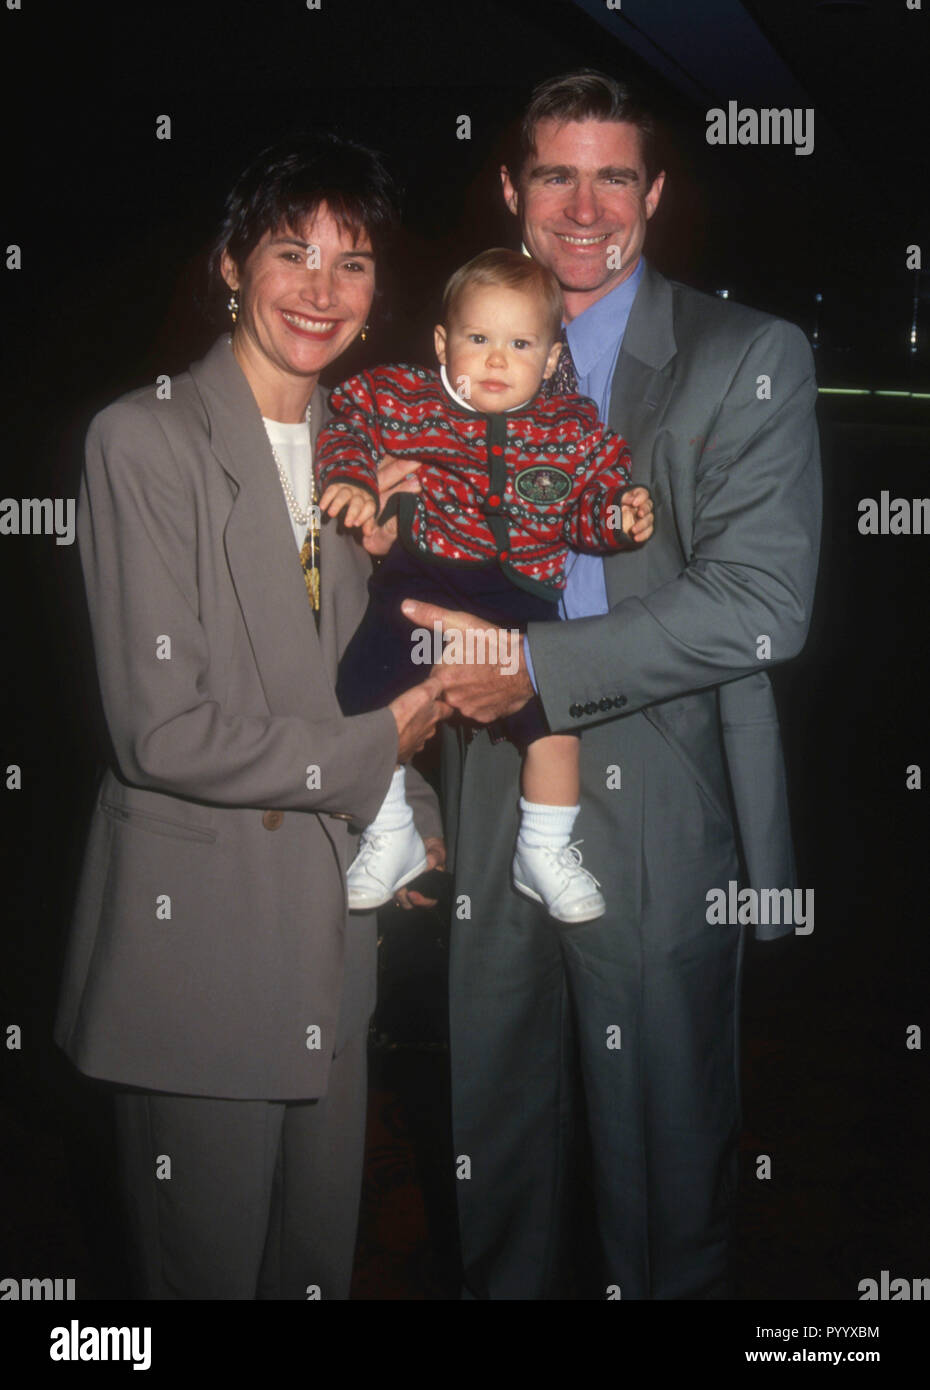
[389,674,452,762]
[361,453,424,555]
[394,835,447,910]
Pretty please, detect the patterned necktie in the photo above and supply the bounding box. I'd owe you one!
[298,482,321,630]
[544,326,579,397]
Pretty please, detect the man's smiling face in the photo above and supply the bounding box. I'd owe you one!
[502,118,664,320]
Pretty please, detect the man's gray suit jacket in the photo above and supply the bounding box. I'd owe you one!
[445,263,821,935]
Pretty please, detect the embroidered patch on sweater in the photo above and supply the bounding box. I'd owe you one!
[514,466,572,504]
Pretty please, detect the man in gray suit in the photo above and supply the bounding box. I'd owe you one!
[405,71,821,1298]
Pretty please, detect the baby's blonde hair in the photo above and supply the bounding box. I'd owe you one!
[441,248,563,345]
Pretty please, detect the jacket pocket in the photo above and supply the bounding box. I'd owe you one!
[99,799,217,844]
[641,694,733,828]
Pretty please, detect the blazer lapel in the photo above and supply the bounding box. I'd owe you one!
[604,262,677,607]
[190,336,339,720]
[315,389,366,681]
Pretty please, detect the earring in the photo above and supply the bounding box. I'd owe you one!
[360,322,370,342]
[227,291,239,324]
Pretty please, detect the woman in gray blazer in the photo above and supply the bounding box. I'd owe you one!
[55,134,448,1299]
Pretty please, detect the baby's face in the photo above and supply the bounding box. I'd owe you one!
[435,284,562,414]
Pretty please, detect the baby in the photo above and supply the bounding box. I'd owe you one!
[318,248,653,923]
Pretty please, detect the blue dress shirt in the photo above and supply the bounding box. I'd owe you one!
[524,257,645,688]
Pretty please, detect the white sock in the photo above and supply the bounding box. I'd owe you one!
[516,798,579,850]
[367,767,413,834]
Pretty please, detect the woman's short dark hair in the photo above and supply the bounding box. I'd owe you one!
[210,131,400,281]
[513,69,661,188]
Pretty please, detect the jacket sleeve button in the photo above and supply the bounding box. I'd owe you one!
[613,695,628,709]
[598,698,612,712]
[584,701,597,715]
[569,703,583,718]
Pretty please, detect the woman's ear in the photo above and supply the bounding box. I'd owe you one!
[219,248,239,291]
[433,324,448,366]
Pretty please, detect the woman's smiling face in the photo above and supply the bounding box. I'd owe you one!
[221,205,375,389]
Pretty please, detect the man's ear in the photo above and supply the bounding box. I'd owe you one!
[219,248,239,291]
[501,165,519,216]
[645,170,666,221]
[434,324,448,365]
[542,340,563,381]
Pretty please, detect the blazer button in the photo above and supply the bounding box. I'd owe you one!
[613,695,628,709]
[569,703,584,718]
[584,701,598,715]
[262,810,284,831]
[598,697,612,712]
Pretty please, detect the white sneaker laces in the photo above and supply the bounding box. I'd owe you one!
[354,831,388,867]
[550,840,601,890]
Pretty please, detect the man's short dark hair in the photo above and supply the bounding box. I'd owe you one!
[210,131,399,281]
[513,69,661,188]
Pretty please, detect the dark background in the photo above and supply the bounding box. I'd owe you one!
[1,0,929,1331]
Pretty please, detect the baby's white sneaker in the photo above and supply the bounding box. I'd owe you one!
[347,821,427,910]
[512,840,606,924]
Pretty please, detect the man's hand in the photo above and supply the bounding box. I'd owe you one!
[394,835,447,910]
[400,599,534,723]
[388,673,452,763]
[361,454,424,555]
[619,485,654,543]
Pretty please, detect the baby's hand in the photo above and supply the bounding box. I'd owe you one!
[619,485,654,544]
[319,481,378,529]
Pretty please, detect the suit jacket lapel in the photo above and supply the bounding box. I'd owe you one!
[189,335,340,719]
[604,262,677,607]
[313,390,365,682]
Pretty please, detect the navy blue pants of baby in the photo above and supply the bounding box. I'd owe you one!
[336,544,561,752]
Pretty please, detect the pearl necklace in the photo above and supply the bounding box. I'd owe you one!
[268,402,317,527]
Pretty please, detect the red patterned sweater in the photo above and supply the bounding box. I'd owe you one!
[317,363,637,600]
